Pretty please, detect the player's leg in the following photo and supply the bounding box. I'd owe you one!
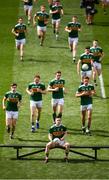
[81,106,86,134]
[93,65,98,86]
[63,142,70,161]
[86,109,92,132]
[57,99,64,119]
[27,6,33,25]
[30,101,36,132]
[24,5,28,16]
[86,105,92,135]
[11,119,16,139]
[19,39,26,61]
[5,111,11,134]
[40,30,46,46]
[45,141,56,163]
[55,19,60,40]
[51,99,57,123]
[36,102,42,129]
[72,39,78,62]
[52,19,56,34]
[10,112,18,139]
[68,37,73,52]
[15,40,20,50]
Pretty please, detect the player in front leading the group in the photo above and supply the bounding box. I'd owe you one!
[45,117,70,163]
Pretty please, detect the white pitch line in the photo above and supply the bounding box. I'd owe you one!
[99,73,106,99]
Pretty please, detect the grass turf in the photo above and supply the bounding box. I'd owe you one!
[0,0,109,179]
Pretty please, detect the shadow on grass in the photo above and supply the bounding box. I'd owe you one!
[11,157,109,162]
[68,128,109,137]
[17,137,48,143]
[25,58,56,63]
[49,46,68,49]
[94,22,109,27]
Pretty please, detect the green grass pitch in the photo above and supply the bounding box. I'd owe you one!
[0,0,109,179]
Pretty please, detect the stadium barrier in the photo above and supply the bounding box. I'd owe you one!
[0,144,109,160]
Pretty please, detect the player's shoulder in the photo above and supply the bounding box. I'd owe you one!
[5,91,11,95]
[80,52,86,57]
[16,91,22,95]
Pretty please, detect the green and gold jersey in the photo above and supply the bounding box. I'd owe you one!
[50,4,63,20]
[27,82,46,101]
[66,22,81,38]
[77,84,94,105]
[90,46,103,63]
[36,11,49,27]
[14,23,27,40]
[4,91,22,111]
[49,124,67,140]
[80,53,94,71]
[24,0,33,5]
[49,78,65,99]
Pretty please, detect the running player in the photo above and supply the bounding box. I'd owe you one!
[47,71,66,123]
[49,0,64,40]
[33,5,49,46]
[90,40,104,86]
[75,76,96,135]
[22,0,37,25]
[26,74,46,132]
[65,16,81,63]
[2,83,22,139]
[45,117,70,163]
[77,46,94,84]
[12,17,27,61]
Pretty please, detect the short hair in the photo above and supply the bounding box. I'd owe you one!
[55,70,61,74]
[83,76,89,80]
[40,5,45,8]
[85,46,90,50]
[34,74,40,79]
[72,15,78,18]
[11,83,17,87]
[93,39,98,42]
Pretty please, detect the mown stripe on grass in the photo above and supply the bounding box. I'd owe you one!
[0,0,20,143]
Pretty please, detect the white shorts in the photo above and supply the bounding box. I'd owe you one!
[81,70,92,78]
[93,62,101,70]
[30,100,42,108]
[81,104,92,111]
[37,26,46,32]
[51,98,64,106]
[53,138,65,146]
[6,111,18,120]
[24,5,33,11]
[68,37,78,45]
[52,19,61,25]
[15,39,26,47]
